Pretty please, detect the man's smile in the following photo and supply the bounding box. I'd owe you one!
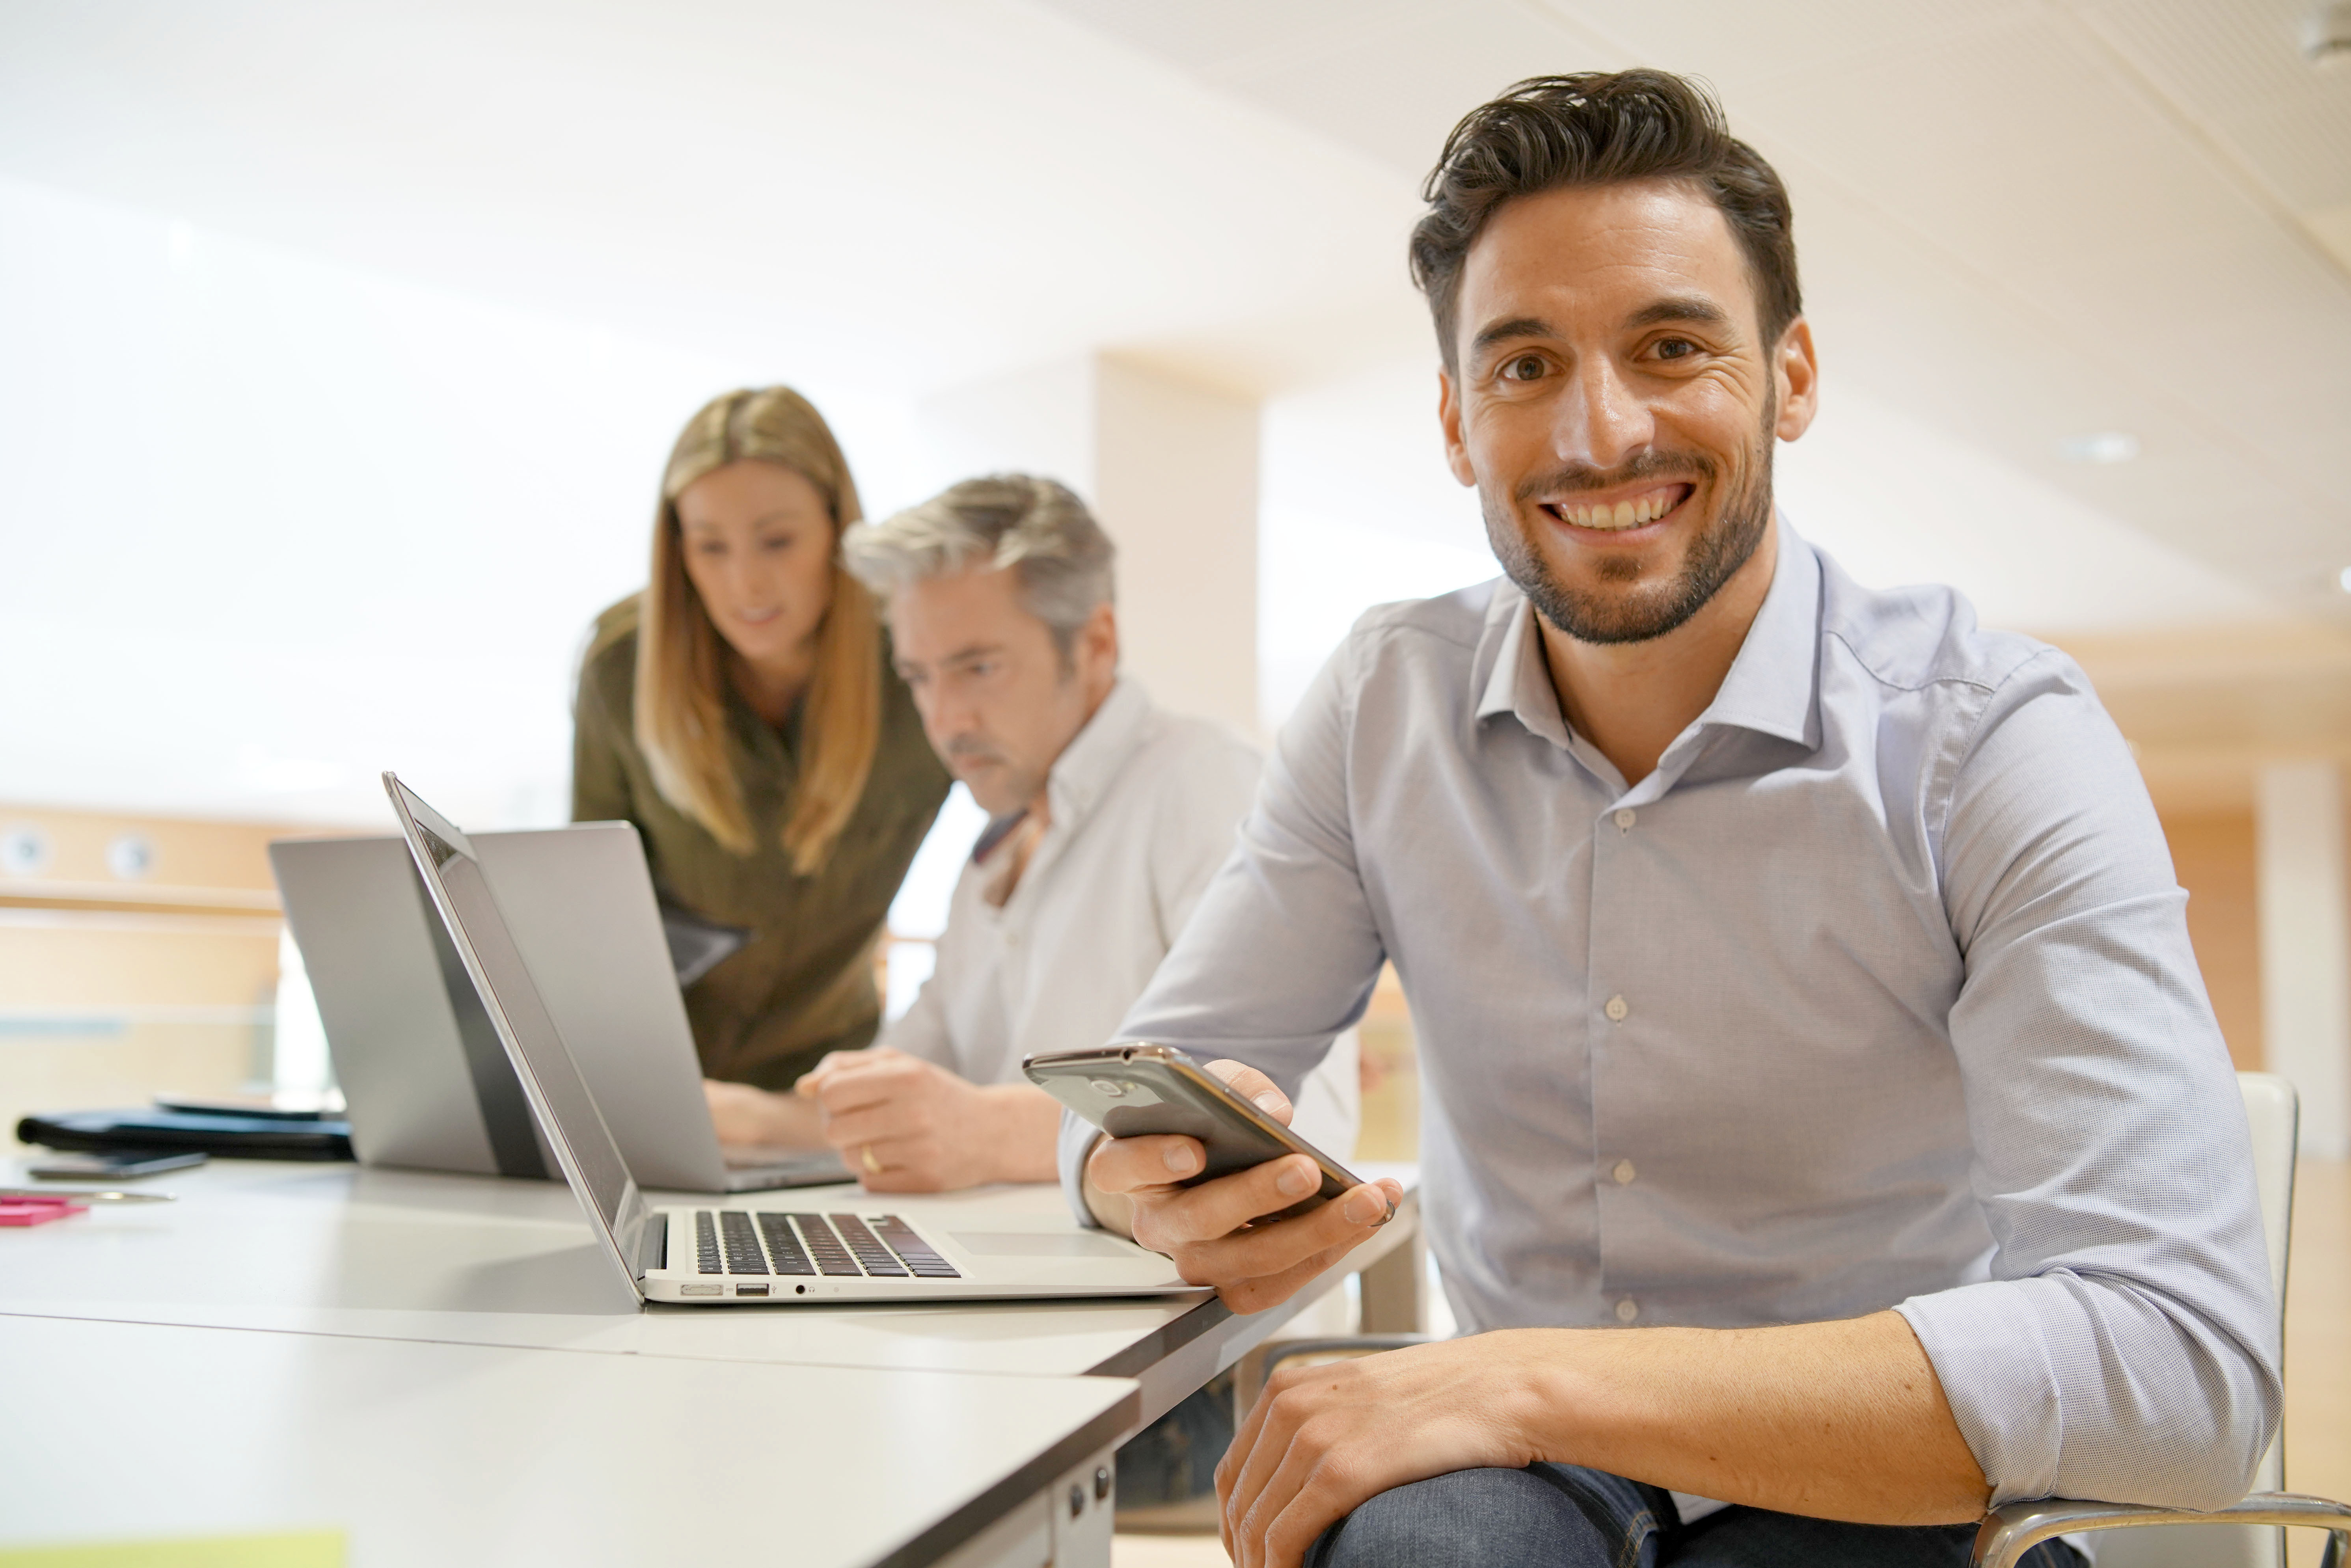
[1537,480,1694,534]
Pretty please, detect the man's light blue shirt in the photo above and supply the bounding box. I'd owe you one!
[1067,522,2278,1511]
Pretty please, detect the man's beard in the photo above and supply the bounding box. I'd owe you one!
[1483,408,1776,647]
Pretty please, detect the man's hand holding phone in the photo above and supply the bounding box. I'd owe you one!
[1083,1059,1403,1313]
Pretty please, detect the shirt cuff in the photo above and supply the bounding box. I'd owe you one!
[1896,1279,2066,1507]
[1057,1109,1103,1229]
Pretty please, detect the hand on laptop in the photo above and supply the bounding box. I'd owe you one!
[1084,1059,1403,1313]
[797,1047,1064,1193]
[703,1078,825,1150]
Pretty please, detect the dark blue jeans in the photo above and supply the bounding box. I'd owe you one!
[1305,1464,2085,1568]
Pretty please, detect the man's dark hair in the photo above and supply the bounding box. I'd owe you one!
[1410,69,1801,366]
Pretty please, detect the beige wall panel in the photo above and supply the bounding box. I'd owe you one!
[0,803,307,893]
[2258,764,2351,1162]
[0,810,314,1148]
[0,916,280,1011]
[2162,810,2265,1072]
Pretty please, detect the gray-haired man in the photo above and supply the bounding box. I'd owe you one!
[708,472,1356,1194]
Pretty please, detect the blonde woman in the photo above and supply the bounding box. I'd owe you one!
[573,388,950,1143]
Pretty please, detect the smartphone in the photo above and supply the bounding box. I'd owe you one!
[27,1150,209,1180]
[1023,1043,1362,1218]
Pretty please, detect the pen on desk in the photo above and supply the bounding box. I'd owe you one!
[0,1188,176,1204]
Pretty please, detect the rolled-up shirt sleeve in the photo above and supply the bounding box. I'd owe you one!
[1058,637,1389,1221]
[1895,648,2281,1509]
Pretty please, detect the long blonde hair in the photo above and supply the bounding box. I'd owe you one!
[631,387,881,874]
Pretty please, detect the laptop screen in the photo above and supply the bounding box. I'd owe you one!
[386,774,648,1289]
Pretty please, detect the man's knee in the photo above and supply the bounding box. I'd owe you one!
[1308,1464,1657,1568]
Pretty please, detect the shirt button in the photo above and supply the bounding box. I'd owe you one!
[1615,1298,1639,1324]
[1613,808,1636,830]
[1604,994,1628,1023]
[1612,1159,1636,1185]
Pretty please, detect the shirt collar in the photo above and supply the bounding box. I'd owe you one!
[1472,581,1571,748]
[1469,515,1822,753]
[1692,517,1821,749]
[1043,676,1156,831]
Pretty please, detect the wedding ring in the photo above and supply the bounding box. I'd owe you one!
[860,1144,883,1175]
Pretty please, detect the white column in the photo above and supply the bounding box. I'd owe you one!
[2255,760,2351,1159]
[916,356,1261,739]
[1091,358,1259,740]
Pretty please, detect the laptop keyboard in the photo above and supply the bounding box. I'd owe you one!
[688,1211,959,1279]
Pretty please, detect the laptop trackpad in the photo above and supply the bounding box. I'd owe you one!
[949,1231,1142,1260]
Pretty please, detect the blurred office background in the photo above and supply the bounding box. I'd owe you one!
[2,2,2347,1550]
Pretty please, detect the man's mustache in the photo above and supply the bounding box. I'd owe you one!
[944,736,1004,765]
[1513,449,1714,503]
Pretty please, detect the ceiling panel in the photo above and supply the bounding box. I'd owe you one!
[1536,0,2042,86]
[1057,0,1629,177]
[1687,9,2348,591]
[2069,0,2351,214]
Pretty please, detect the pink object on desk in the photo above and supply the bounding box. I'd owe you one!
[0,1198,87,1227]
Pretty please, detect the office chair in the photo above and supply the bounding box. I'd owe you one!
[1240,1074,2351,1567]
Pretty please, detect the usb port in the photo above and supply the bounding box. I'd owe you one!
[736,1284,770,1296]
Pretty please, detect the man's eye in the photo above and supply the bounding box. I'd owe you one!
[1500,354,1547,381]
[1654,338,1696,361]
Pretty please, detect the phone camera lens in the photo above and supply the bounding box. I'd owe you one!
[1089,1079,1126,1097]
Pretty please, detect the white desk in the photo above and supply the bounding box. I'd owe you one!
[0,1158,1421,1431]
[0,1313,1134,1568]
[0,1156,1422,1563]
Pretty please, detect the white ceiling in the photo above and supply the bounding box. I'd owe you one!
[0,0,1422,393]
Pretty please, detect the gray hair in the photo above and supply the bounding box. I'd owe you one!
[842,474,1116,660]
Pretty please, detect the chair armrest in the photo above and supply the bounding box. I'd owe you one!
[1231,1334,1431,1414]
[1973,1491,2351,1568]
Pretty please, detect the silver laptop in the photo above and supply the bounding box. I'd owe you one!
[385,772,1197,1304]
[271,825,846,1194]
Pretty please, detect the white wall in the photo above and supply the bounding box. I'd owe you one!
[0,174,929,830]
[1256,363,1494,732]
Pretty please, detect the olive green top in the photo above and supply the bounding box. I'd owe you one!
[571,598,952,1090]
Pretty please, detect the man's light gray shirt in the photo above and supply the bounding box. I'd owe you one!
[1090,524,2278,1511]
[890,678,1360,1145]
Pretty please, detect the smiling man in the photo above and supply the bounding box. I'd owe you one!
[1068,70,2278,1568]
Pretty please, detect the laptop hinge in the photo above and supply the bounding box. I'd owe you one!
[637,1210,668,1276]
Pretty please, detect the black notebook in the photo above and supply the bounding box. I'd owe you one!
[16,1107,354,1162]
